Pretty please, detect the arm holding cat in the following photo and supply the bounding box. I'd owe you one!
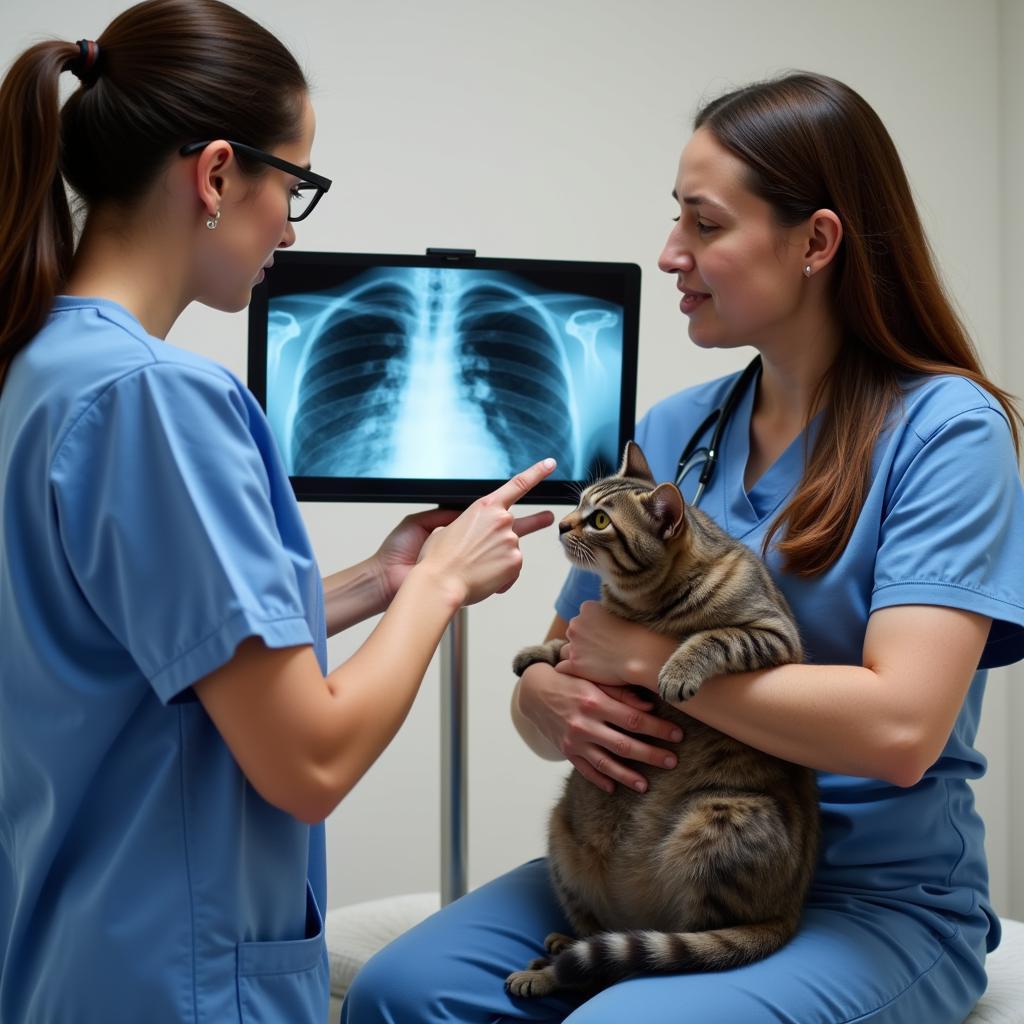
[511,614,684,794]
[556,600,989,787]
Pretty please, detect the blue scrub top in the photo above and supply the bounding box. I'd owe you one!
[557,368,1024,956]
[0,298,330,1023]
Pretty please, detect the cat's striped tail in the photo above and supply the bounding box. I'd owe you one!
[506,919,797,998]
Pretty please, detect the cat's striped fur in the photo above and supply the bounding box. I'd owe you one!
[507,441,819,999]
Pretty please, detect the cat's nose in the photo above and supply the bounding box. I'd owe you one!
[558,521,572,535]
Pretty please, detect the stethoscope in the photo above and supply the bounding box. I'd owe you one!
[675,356,762,507]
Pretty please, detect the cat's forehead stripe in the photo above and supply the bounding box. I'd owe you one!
[587,481,649,503]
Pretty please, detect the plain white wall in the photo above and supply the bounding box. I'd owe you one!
[1000,0,1024,918]
[4,0,1020,916]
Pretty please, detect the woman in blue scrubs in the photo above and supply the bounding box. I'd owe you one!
[343,73,1024,1022]
[0,3,554,1022]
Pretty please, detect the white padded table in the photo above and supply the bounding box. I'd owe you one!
[964,917,1024,1023]
[326,892,440,1020]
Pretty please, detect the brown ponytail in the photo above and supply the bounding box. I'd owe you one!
[694,72,1023,577]
[0,0,308,391]
[0,41,78,390]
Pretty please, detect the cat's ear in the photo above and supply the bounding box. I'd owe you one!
[619,440,655,482]
[642,483,686,540]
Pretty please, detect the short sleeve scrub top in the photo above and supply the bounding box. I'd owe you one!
[339,365,1024,1024]
[556,368,1024,964]
[0,298,330,1023]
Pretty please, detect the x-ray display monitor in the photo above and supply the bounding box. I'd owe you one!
[248,250,640,504]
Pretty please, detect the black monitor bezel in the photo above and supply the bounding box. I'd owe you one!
[247,249,640,505]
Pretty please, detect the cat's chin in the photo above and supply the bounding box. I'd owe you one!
[560,539,591,568]
[563,549,605,578]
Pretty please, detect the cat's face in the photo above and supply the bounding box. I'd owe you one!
[558,442,687,583]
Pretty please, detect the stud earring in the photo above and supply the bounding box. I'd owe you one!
[206,210,221,230]
[804,264,812,277]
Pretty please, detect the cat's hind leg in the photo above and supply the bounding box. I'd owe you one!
[507,928,591,993]
[507,936,595,999]
[506,961,559,998]
[544,932,575,955]
[521,936,572,972]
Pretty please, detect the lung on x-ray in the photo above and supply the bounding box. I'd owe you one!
[248,251,640,504]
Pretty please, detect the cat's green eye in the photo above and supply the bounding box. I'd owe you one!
[590,511,611,530]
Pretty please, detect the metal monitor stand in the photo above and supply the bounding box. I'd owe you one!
[440,607,468,905]
[425,247,477,907]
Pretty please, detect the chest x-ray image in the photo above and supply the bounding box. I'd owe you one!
[259,257,638,489]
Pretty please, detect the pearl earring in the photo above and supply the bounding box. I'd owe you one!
[804,264,812,277]
[206,210,221,230]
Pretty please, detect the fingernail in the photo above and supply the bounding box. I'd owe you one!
[542,458,556,470]
[663,756,676,768]
[671,729,683,741]
[634,780,646,793]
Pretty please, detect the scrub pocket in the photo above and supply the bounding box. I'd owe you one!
[237,881,329,1024]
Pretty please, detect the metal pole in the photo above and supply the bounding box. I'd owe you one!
[440,607,468,905]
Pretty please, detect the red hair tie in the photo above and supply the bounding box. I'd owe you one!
[70,39,100,83]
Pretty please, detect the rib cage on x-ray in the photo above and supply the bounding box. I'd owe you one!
[266,267,623,480]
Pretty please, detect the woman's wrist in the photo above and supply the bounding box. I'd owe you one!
[622,632,679,691]
[362,555,392,614]
[404,559,468,613]
[322,557,392,635]
[622,653,655,691]
[511,668,563,761]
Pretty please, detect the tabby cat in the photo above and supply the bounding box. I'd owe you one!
[507,440,819,998]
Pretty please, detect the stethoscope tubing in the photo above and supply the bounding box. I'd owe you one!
[674,355,762,506]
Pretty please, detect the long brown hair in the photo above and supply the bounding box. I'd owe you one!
[0,0,307,390]
[695,72,1022,577]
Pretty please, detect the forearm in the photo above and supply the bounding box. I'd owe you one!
[206,461,559,822]
[674,662,924,784]
[510,674,564,761]
[614,608,984,786]
[196,563,463,823]
[569,624,915,779]
[509,615,571,762]
[322,558,389,636]
[315,564,465,802]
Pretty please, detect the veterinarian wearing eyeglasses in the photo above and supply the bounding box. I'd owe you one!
[0,4,557,1022]
[344,73,1024,1024]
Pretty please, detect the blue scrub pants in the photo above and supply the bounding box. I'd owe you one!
[341,859,988,1023]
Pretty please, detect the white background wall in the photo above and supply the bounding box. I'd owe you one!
[5,0,1022,917]
[1000,0,1024,918]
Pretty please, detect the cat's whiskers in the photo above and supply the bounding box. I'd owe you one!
[563,535,597,568]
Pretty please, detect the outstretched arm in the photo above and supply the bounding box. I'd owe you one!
[197,460,556,823]
[321,508,464,636]
[323,496,559,637]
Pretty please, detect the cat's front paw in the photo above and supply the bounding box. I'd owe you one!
[512,638,567,677]
[658,660,705,703]
[506,965,558,998]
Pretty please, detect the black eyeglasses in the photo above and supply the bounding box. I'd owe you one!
[179,140,332,222]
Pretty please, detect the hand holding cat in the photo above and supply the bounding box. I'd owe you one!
[557,601,678,691]
[416,459,557,606]
[518,660,682,794]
